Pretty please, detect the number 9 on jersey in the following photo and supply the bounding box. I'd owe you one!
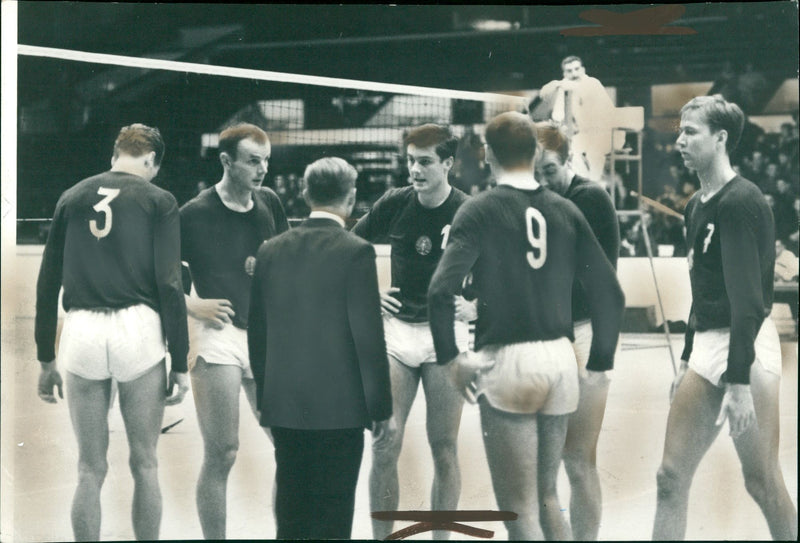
[525,207,547,269]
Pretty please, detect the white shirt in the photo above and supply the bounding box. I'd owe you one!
[496,171,541,191]
[309,210,345,227]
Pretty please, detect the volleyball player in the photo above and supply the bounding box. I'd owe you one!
[180,123,288,539]
[653,95,797,540]
[35,124,190,541]
[428,112,624,540]
[353,124,472,540]
[535,126,620,540]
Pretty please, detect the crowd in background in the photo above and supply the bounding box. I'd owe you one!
[618,118,799,259]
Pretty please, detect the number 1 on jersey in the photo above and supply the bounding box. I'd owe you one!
[526,207,547,269]
[90,187,121,239]
[441,224,451,250]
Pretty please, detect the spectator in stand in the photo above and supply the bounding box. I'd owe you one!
[788,197,800,256]
[675,179,699,214]
[772,179,798,244]
[778,122,799,165]
[760,162,780,195]
[774,239,799,282]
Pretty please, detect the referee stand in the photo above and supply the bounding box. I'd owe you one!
[607,106,679,375]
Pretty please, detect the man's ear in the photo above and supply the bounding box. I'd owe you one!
[717,129,728,149]
[443,155,455,171]
[220,151,232,169]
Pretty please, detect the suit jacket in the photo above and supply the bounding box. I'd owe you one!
[248,217,392,430]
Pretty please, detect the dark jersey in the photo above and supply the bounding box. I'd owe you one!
[429,183,624,369]
[181,186,288,330]
[35,171,189,371]
[681,176,775,384]
[352,185,468,323]
[564,175,620,322]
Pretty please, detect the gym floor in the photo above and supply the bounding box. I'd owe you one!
[3,316,796,541]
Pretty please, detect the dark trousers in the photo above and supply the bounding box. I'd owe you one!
[271,426,364,539]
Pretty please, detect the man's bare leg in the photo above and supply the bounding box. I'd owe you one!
[562,374,610,540]
[478,397,543,540]
[370,357,420,540]
[66,372,112,541]
[732,362,797,540]
[420,362,464,540]
[242,377,277,524]
[536,413,572,540]
[653,370,724,540]
[191,357,243,539]
[117,360,167,541]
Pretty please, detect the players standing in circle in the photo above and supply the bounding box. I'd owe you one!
[428,112,624,540]
[653,95,797,541]
[35,124,190,541]
[180,123,288,539]
[535,126,620,540]
[353,124,473,540]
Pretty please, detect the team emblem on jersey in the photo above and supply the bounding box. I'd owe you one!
[244,256,256,276]
[415,235,432,256]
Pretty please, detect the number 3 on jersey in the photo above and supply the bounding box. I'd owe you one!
[525,207,547,269]
[90,187,121,239]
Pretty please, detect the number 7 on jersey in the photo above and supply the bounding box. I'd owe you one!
[90,187,121,239]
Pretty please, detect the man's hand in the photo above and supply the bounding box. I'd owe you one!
[454,296,478,323]
[582,368,610,387]
[187,297,235,329]
[165,371,190,406]
[669,360,689,403]
[380,287,402,316]
[372,418,397,450]
[447,351,495,403]
[715,383,756,438]
[38,360,64,403]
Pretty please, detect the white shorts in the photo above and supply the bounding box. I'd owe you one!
[572,320,593,374]
[473,337,579,415]
[572,319,617,380]
[58,304,166,383]
[384,315,470,368]
[689,317,781,387]
[188,318,253,379]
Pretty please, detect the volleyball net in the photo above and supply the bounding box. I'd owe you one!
[16,44,527,241]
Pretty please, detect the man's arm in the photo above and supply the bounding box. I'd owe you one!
[718,202,766,385]
[574,214,625,372]
[35,200,67,403]
[346,243,392,422]
[680,306,696,363]
[248,245,269,410]
[153,196,190,374]
[35,198,67,364]
[270,191,290,235]
[574,187,620,268]
[179,207,236,328]
[428,207,481,365]
[351,189,396,242]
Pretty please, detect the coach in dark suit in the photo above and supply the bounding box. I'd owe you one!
[248,157,394,539]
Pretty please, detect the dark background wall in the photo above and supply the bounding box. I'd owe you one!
[15,2,800,224]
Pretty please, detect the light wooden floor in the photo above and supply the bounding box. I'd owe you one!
[2,317,796,541]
